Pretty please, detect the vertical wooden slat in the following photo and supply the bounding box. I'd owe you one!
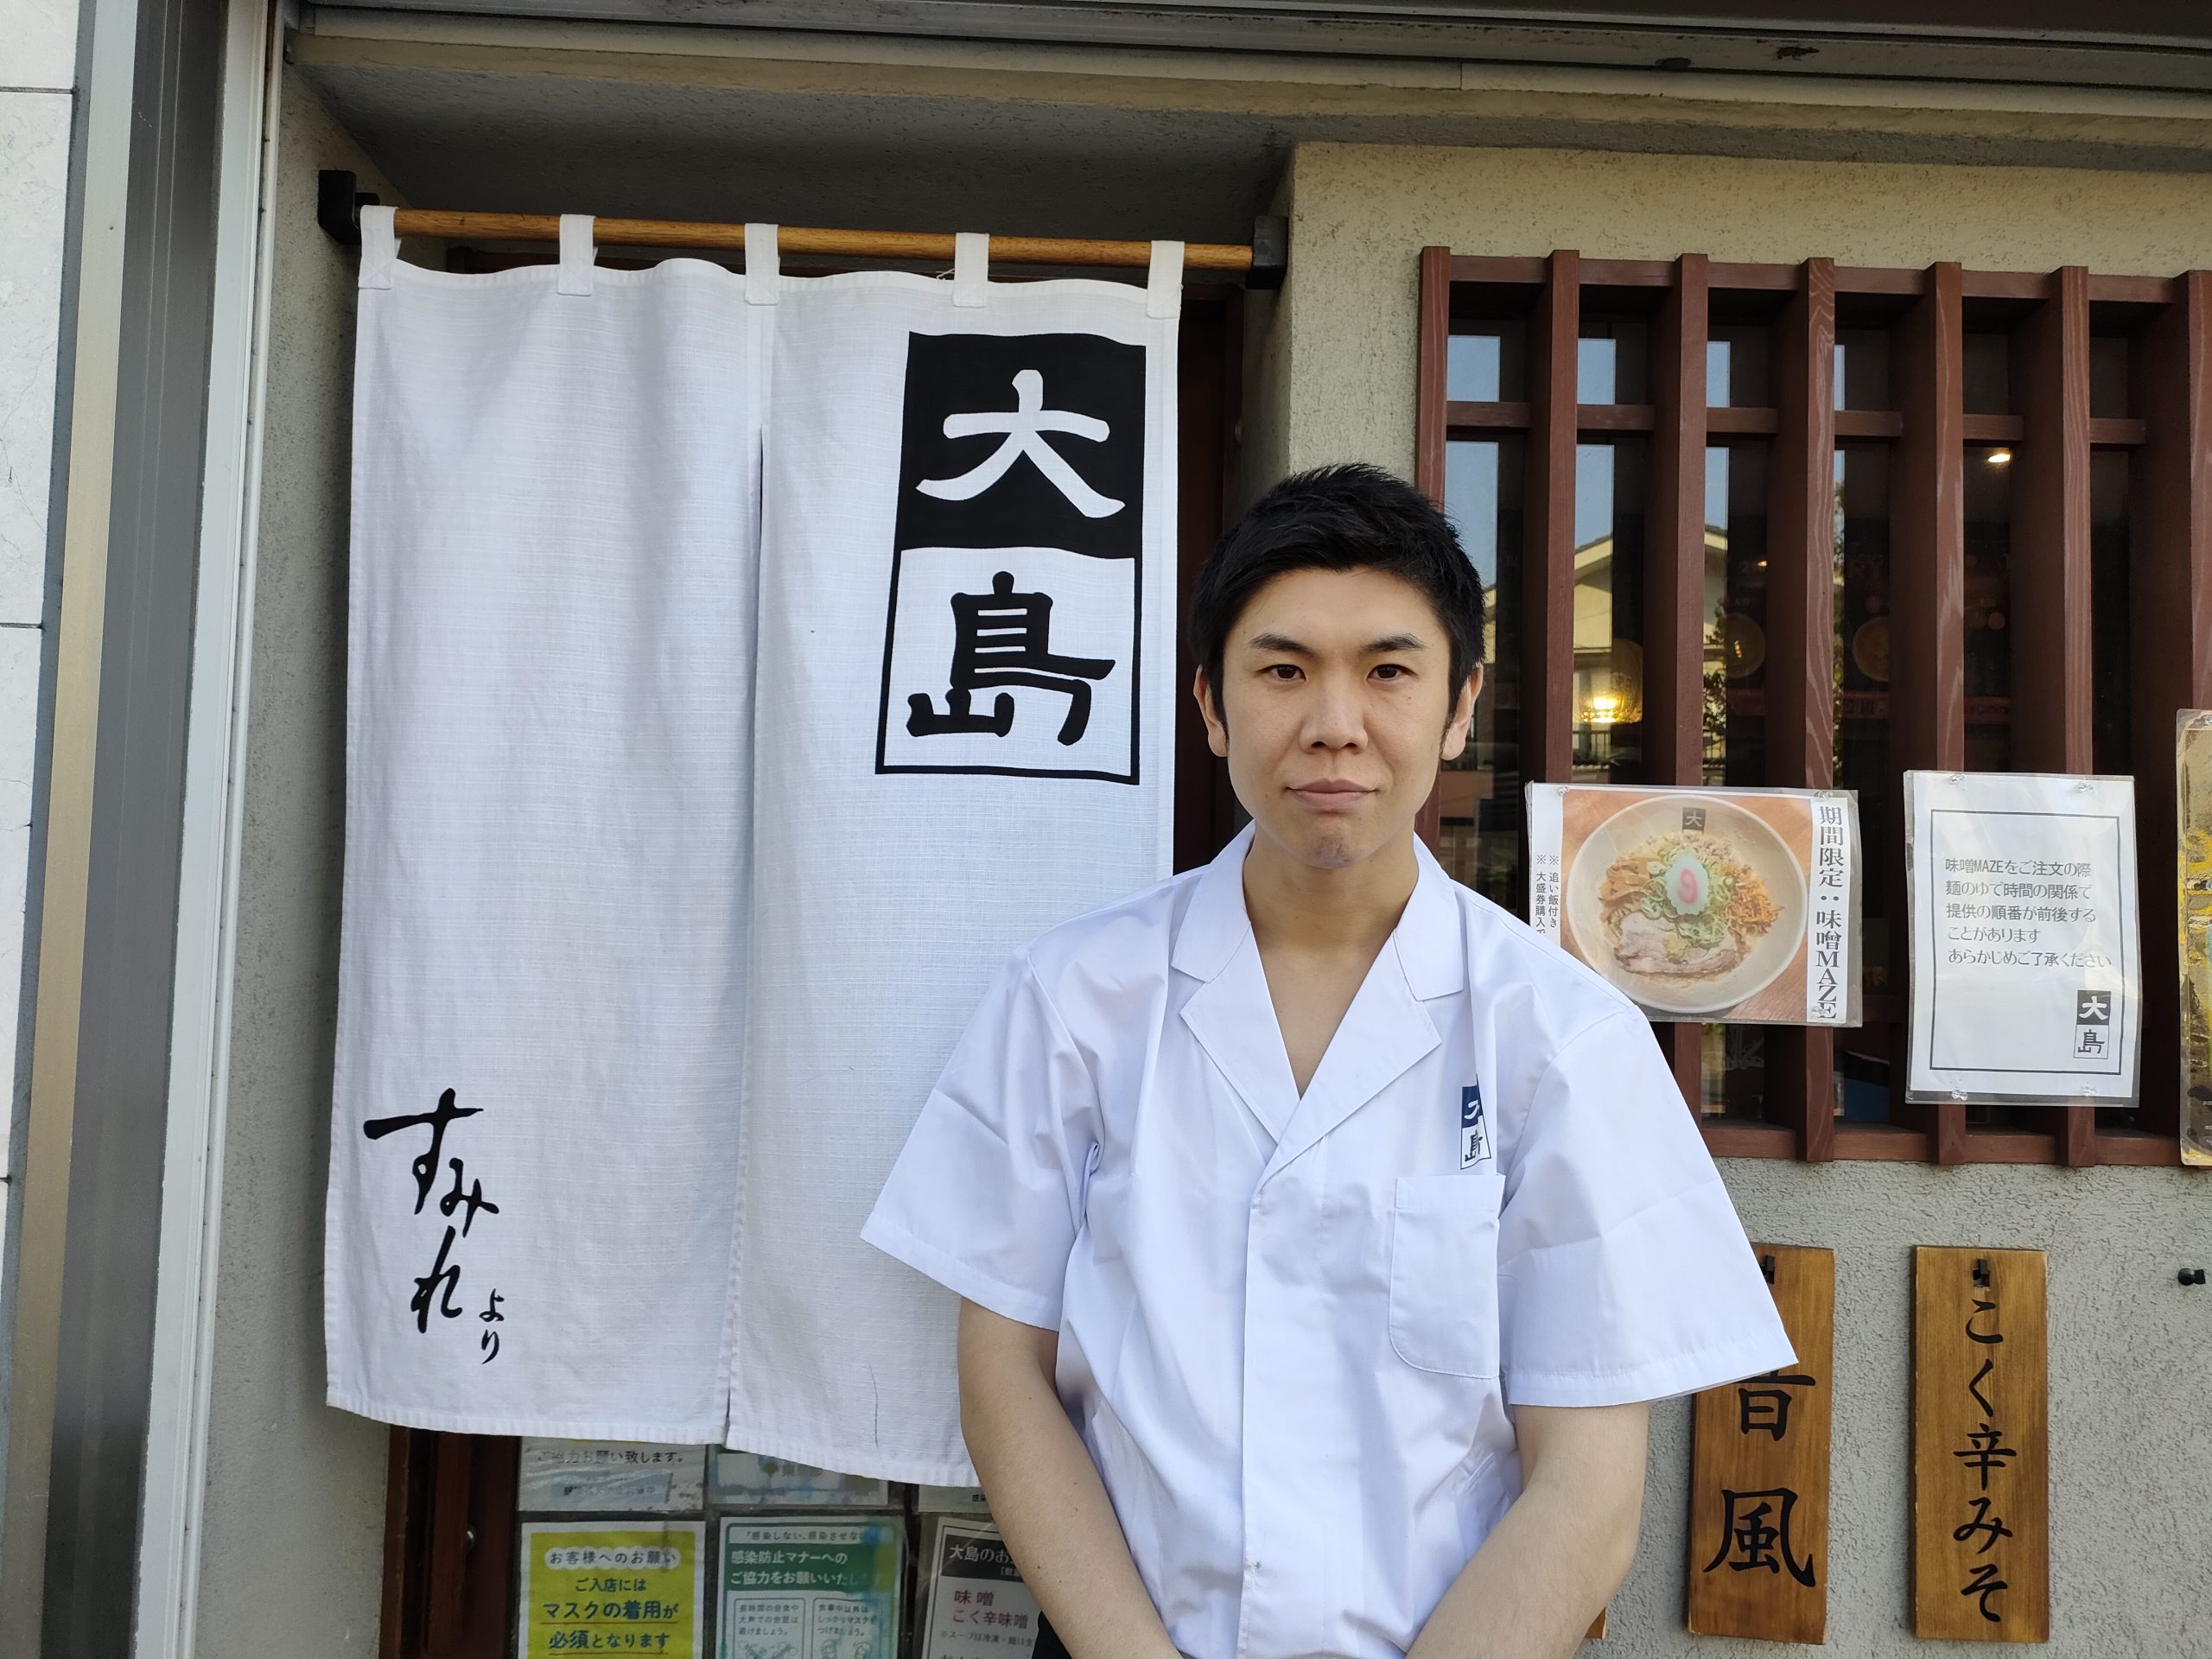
[461,1436,520,1657]
[1647,252,1711,785]
[1525,250,1580,785]
[1767,259,1840,1161]
[1414,246,1454,851]
[424,1433,474,1649]
[1891,263,1969,1162]
[380,1427,426,1659]
[2012,269,2099,1165]
[2010,265,2094,774]
[2129,270,2212,1142]
[1648,255,1710,1109]
[1415,245,1452,507]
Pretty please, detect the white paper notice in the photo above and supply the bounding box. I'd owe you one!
[518,1440,707,1513]
[920,1520,1040,1659]
[1906,771,2140,1103]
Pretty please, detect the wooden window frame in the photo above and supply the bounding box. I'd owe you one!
[1417,249,2210,1167]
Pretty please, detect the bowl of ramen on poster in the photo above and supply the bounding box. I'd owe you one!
[1529,785,1859,1025]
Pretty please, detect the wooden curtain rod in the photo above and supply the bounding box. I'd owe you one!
[317,172,1287,289]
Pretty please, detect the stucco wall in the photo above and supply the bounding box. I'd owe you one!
[1263,142,2212,1658]
[1274,141,2212,484]
[191,72,407,1657]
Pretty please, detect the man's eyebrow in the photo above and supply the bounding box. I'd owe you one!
[1245,631,1432,655]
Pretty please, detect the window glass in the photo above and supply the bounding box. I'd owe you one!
[1961,332,2011,416]
[1447,321,1528,403]
[1705,444,1770,787]
[2089,335,2132,421]
[1572,442,1647,783]
[1707,325,1771,409]
[2090,450,2133,776]
[1440,436,1526,913]
[1834,329,1891,410]
[1578,317,1650,404]
[1964,443,2014,771]
[1833,444,1897,1122]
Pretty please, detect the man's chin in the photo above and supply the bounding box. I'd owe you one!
[1280,817,1393,872]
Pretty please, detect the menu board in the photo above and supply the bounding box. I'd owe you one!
[1905,771,2140,1103]
[717,1517,903,1659]
[518,1441,707,1514]
[1526,785,1861,1025]
[919,1518,1040,1659]
[709,1452,892,1509]
[2180,714,2212,1164]
[518,1522,705,1658]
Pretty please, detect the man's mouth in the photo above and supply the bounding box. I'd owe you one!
[1290,779,1375,810]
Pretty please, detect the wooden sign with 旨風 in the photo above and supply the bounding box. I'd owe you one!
[1911,1248,2050,1642]
[1687,1243,1833,1643]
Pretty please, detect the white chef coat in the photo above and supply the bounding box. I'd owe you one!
[862,824,1795,1659]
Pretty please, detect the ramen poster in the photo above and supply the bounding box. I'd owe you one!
[1526,785,1863,1026]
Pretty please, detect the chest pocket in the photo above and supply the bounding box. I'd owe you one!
[1387,1171,1506,1378]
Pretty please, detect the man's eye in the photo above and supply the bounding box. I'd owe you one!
[1373,664,1409,681]
[1266,664,1301,681]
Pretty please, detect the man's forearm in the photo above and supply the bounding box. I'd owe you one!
[958,1300,1182,1659]
[1407,1402,1648,1659]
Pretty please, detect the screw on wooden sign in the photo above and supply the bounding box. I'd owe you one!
[1686,1244,1834,1643]
[1911,1247,2050,1643]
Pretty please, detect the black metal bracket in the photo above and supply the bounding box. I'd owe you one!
[2182,1267,2207,1286]
[1973,1257,1992,1287]
[1248,213,1287,291]
[1759,1252,1777,1285]
[319,169,378,246]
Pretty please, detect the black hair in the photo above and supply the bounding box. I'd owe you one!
[1188,462,1486,718]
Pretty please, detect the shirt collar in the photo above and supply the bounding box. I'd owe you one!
[1171,822,1468,1000]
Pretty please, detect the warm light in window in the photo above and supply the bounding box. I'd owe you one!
[1986,447,2013,467]
[1586,692,1622,728]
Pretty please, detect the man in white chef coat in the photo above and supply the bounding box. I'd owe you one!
[863,464,1794,1659]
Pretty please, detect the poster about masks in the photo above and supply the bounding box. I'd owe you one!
[518,1522,705,1659]
[717,1519,903,1659]
[1527,785,1862,1027]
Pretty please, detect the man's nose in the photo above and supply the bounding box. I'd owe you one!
[1304,672,1365,749]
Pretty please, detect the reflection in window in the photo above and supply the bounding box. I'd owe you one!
[1705,445,1770,787]
[1578,318,1649,404]
[1699,442,1774,1121]
[1707,325,1771,409]
[1834,328,1891,410]
[1440,437,1525,913]
[2089,335,2132,422]
[1447,321,1527,403]
[1965,444,2014,770]
[1962,332,2011,416]
[2090,450,2133,776]
[1701,1022,1769,1119]
[1833,444,1897,1121]
[1573,442,1647,784]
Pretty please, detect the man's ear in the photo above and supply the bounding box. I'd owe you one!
[1440,665,1482,762]
[1194,666,1229,759]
